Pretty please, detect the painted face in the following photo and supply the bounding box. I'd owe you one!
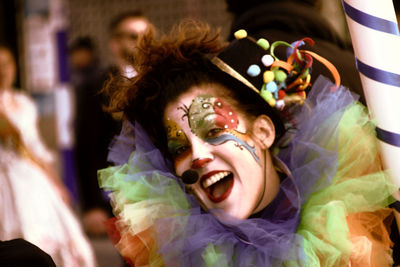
[164,83,280,220]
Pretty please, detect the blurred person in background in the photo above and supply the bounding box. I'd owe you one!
[0,44,96,267]
[69,36,103,90]
[225,0,366,105]
[108,9,151,78]
[69,36,116,237]
[68,11,152,237]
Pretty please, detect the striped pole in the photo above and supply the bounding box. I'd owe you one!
[342,0,400,200]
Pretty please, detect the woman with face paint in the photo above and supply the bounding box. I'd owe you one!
[163,84,282,220]
[99,22,398,266]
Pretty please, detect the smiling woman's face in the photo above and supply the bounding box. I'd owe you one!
[163,83,280,219]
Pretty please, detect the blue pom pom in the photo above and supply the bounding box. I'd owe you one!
[266,81,278,92]
[247,64,261,77]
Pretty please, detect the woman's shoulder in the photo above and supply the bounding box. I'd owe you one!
[9,89,37,110]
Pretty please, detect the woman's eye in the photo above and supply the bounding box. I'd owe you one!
[206,128,223,138]
[173,145,190,157]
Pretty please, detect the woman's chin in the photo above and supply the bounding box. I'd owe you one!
[208,204,251,222]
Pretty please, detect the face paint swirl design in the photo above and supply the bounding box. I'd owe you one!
[187,94,260,163]
[206,130,260,164]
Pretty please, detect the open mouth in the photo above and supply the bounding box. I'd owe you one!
[201,171,234,203]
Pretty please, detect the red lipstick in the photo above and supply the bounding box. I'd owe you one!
[201,171,234,203]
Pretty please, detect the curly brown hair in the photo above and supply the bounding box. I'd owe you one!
[104,20,284,161]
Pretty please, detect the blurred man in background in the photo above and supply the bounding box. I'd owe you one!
[69,10,151,237]
[108,10,151,78]
[69,36,115,236]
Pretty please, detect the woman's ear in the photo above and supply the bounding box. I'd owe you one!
[251,115,276,149]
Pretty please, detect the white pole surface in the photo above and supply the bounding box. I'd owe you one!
[342,0,400,199]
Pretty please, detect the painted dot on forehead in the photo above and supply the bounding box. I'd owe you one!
[214,97,239,129]
[202,103,211,109]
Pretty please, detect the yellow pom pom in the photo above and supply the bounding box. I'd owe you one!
[267,98,276,107]
[234,29,247,40]
[263,71,275,83]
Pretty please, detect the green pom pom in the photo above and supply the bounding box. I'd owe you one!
[260,87,273,101]
[256,38,270,50]
[274,70,287,83]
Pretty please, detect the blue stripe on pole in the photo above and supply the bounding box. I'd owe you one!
[356,58,400,87]
[342,0,400,36]
[376,127,400,147]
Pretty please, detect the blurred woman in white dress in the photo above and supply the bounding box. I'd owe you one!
[0,44,96,267]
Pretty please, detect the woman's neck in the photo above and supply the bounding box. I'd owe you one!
[252,150,281,214]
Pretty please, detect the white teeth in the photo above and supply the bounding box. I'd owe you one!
[202,171,230,188]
